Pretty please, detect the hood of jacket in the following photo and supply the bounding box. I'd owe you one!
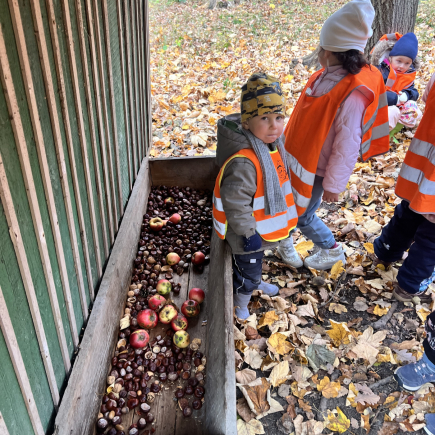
[216,113,252,167]
[370,38,421,70]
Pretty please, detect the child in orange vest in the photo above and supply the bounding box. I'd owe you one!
[278,0,389,271]
[212,73,297,319]
[371,32,422,135]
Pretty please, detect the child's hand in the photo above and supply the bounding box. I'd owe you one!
[323,190,339,203]
[243,233,262,252]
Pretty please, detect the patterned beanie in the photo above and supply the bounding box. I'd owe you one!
[241,73,286,123]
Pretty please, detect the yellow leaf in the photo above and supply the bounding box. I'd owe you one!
[417,305,431,322]
[317,376,341,398]
[329,303,348,314]
[364,243,374,254]
[295,240,314,259]
[373,305,389,316]
[149,149,157,157]
[182,124,190,130]
[267,332,293,355]
[269,3,275,8]
[325,407,351,433]
[330,260,345,280]
[258,310,279,328]
[291,381,308,399]
[327,320,351,347]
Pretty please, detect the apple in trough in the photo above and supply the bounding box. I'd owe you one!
[166,252,180,266]
[149,217,164,232]
[171,313,188,331]
[168,213,181,224]
[188,288,205,304]
[181,300,200,318]
[173,330,190,348]
[137,309,158,329]
[159,304,178,324]
[129,329,150,348]
[192,251,205,266]
[156,279,171,296]
[148,294,166,311]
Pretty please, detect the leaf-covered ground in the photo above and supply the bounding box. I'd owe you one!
[149,1,435,433]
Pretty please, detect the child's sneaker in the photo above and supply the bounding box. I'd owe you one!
[424,414,435,435]
[394,353,435,391]
[233,293,251,319]
[277,239,303,268]
[257,281,279,296]
[392,282,433,304]
[303,243,346,271]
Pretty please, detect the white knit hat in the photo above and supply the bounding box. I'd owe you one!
[319,0,375,53]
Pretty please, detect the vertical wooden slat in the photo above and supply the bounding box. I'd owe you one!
[134,0,144,161]
[7,0,79,348]
[124,0,138,176]
[29,0,90,317]
[139,0,147,155]
[116,0,132,191]
[0,153,60,407]
[0,287,45,435]
[58,0,103,278]
[131,0,141,163]
[74,0,109,260]
[102,0,123,217]
[84,0,116,244]
[143,0,153,151]
[90,0,119,230]
[0,24,71,372]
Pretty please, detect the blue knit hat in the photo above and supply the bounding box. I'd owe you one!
[389,33,418,60]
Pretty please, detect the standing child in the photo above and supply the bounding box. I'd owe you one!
[278,0,390,270]
[373,72,435,303]
[212,73,298,319]
[371,32,422,135]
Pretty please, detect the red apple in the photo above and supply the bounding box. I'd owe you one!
[188,288,205,304]
[137,309,158,329]
[173,330,190,348]
[166,252,180,266]
[168,213,181,224]
[156,279,172,296]
[129,329,150,349]
[171,313,188,331]
[181,300,200,318]
[164,197,175,205]
[159,304,178,324]
[192,251,205,265]
[148,294,166,311]
[150,217,164,232]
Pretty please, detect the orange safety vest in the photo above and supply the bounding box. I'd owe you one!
[284,65,389,215]
[213,148,297,242]
[385,64,416,94]
[395,84,435,213]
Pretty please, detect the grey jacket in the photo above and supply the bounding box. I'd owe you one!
[217,114,279,255]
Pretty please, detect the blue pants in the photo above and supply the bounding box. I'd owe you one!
[232,251,263,295]
[374,200,435,294]
[296,175,335,249]
[424,311,435,364]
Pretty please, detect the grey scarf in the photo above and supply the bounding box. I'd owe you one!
[242,130,289,217]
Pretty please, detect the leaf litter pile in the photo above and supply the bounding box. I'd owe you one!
[149,0,435,433]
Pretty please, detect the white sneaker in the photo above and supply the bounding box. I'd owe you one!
[303,243,346,270]
[277,238,303,268]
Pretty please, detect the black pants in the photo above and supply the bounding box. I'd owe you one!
[232,251,264,295]
[424,311,435,365]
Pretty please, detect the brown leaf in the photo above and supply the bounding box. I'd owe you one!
[244,378,270,415]
[298,398,312,413]
[245,326,260,340]
[236,368,257,385]
[236,397,256,423]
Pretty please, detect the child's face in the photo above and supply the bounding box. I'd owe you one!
[242,113,285,144]
[389,55,413,73]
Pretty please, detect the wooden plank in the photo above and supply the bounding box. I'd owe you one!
[60,0,103,279]
[116,0,132,191]
[149,156,219,191]
[54,158,151,435]
[205,233,237,435]
[102,0,124,217]
[0,286,45,435]
[29,0,89,320]
[84,0,116,245]
[0,153,60,407]
[74,0,110,259]
[44,0,96,301]
[6,0,79,348]
[0,23,71,372]
[91,0,119,231]
[143,0,153,152]
[135,0,145,161]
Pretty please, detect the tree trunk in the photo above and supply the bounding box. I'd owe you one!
[367,0,420,53]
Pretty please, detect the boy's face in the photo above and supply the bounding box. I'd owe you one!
[390,55,413,73]
[242,113,285,144]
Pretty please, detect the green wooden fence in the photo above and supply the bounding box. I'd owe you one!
[0,0,151,433]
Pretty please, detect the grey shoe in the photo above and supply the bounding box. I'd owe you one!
[303,243,346,270]
[394,353,435,391]
[277,239,303,268]
[233,293,251,319]
[257,281,279,296]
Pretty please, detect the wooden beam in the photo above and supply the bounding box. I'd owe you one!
[135,0,145,161]
[0,153,60,406]
[143,0,153,150]
[54,159,151,435]
[29,0,89,320]
[74,0,110,260]
[0,23,71,372]
[0,288,45,435]
[7,0,79,348]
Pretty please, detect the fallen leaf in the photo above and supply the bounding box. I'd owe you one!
[363,242,374,254]
[306,343,336,372]
[295,300,315,318]
[317,376,341,398]
[242,378,270,415]
[378,422,400,435]
[236,368,257,385]
[258,310,279,328]
[325,407,351,433]
[244,348,263,369]
[329,303,348,314]
[268,333,293,355]
[353,300,369,311]
[330,260,345,280]
[237,419,265,435]
[327,320,352,347]
[295,240,314,258]
[351,417,359,429]
[269,361,290,387]
[373,304,390,316]
[351,326,387,365]
[236,397,257,423]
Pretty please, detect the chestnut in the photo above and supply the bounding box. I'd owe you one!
[96,418,108,432]
[194,386,205,398]
[185,385,194,395]
[183,407,192,418]
[192,399,202,410]
[137,418,147,430]
[127,398,139,409]
[175,388,184,399]
[188,378,199,387]
[145,413,155,423]
[140,402,151,414]
[107,429,117,435]
[128,427,139,435]
[182,371,191,380]
[112,415,122,425]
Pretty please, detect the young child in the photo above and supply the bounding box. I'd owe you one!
[212,73,297,319]
[374,72,435,303]
[278,0,390,270]
[371,32,422,135]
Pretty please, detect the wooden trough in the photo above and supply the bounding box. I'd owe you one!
[53,155,237,435]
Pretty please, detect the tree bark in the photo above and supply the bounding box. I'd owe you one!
[367,0,420,53]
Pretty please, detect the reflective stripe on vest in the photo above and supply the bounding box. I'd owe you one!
[395,83,435,213]
[212,148,298,241]
[284,65,389,215]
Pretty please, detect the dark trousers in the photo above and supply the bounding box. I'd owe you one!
[374,200,435,294]
[424,311,435,365]
[232,251,264,295]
